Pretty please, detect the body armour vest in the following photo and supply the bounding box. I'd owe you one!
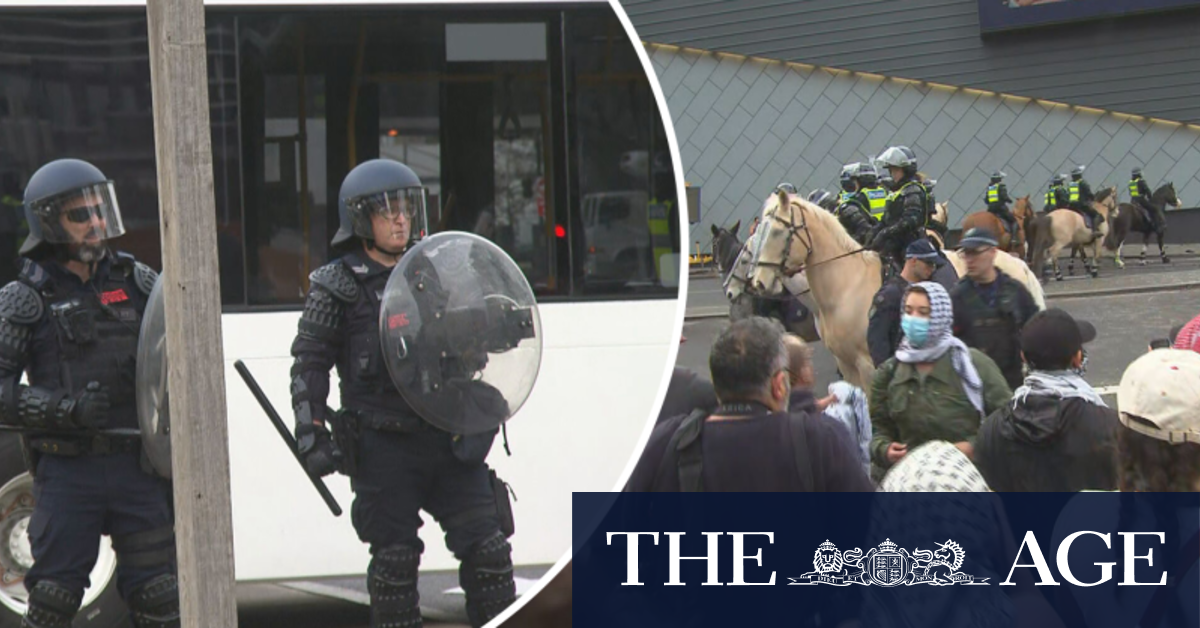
[21,254,151,431]
[333,251,423,429]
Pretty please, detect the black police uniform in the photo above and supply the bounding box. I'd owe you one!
[1130,176,1163,231]
[872,179,928,267]
[950,271,1039,390]
[986,182,1016,239]
[0,253,178,627]
[867,275,908,367]
[1069,176,1103,230]
[290,248,514,628]
[834,194,876,245]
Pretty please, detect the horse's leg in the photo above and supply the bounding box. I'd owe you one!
[1067,246,1076,276]
[1051,244,1064,281]
[1088,242,1099,278]
[1159,230,1170,264]
[1141,236,1148,265]
[1115,239,1125,269]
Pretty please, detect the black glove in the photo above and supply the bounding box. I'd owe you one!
[296,422,340,477]
[67,382,109,429]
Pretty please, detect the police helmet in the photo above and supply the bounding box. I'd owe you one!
[1071,165,1086,179]
[990,171,1006,183]
[839,163,858,192]
[853,162,879,186]
[1052,174,1065,185]
[333,159,429,250]
[1132,167,1143,178]
[20,159,126,256]
[807,189,836,211]
[876,146,918,176]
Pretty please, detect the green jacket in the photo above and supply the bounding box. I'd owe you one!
[869,347,1012,468]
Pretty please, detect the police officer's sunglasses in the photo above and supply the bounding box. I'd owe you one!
[62,205,107,224]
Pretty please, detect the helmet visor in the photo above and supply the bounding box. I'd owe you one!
[347,187,429,243]
[28,181,125,245]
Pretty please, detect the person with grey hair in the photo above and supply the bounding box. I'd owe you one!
[626,317,872,492]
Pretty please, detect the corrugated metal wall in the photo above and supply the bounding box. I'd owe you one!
[647,45,1200,242]
[627,0,1200,123]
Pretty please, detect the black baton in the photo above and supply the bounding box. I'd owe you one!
[233,359,343,517]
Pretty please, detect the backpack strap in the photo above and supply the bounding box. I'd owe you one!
[652,408,710,492]
[786,413,815,492]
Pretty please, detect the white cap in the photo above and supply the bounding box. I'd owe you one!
[880,441,991,492]
[1118,349,1200,444]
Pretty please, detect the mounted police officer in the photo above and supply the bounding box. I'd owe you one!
[1129,167,1164,232]
[1043,174,1066,214]
[868,146,929,268]
[857,163,889,222]
[806,188,837,212]
[289,158,518,628]
[829,178,875,246]
[0,159,177,627]
[1068,165,1103,237]
[985,171,1017,242]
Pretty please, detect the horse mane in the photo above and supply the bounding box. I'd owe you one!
[791,197,873,256]
[1095,186,1114,202]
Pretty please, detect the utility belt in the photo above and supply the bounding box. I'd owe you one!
[26,433,140,457]
[328,406,436,478]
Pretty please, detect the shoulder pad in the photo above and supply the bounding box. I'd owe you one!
[0,281,44,325]
[309,262,359,303]
[133,262,159,297]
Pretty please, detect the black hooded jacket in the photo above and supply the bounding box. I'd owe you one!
[974,394,1119,492]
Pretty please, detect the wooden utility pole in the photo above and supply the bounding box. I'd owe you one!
[145,1,238,627]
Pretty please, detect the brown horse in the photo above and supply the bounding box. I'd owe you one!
[961,196,1033,258]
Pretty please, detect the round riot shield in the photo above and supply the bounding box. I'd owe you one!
[135,276,172,478]
[380,231,542,435]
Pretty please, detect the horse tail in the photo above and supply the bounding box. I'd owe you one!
[1102,206,1122,251]
[1030,215,1053,275]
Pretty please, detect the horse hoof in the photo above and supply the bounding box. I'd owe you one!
[1140,260,1147,266]
[1055,275,1064,282]
[1163,257,1171,264]
[1090,271,1099,278]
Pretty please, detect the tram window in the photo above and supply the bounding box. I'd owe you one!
[567,12,680,296]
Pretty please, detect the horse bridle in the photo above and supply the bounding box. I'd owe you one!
[754,197,866,280]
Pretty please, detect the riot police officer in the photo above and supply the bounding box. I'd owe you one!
[985,171,1017,241]
[837,163,860,208]
[289,159,516,628]
[869,146,930,268]
[829,181,875,246]
[806,188,837,212]
[0,159,177,627]
[1044,174,1068,213]
[1129,167,1164,232]
[1068,165,1103,237]
[857,163,889,222]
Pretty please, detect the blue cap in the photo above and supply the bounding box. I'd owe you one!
[959,227,999,251]
[905,238,944,265]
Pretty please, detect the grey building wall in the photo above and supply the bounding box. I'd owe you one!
[627,0,1200,123]
[648,45,1200,244]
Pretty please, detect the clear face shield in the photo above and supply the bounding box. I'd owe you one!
[348,187,430,247]
[29,182,126,246]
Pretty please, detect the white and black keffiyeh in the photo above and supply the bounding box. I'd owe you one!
[895,281,985,416]
[1014,370,1108,408]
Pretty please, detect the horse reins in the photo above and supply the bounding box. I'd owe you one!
[755,198,868,278]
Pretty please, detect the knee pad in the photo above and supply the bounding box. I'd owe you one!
[113,526,176,571]
[459,532,515,628]
[22,580,81,628]
[368,544,423,628]
[128,574,180,628]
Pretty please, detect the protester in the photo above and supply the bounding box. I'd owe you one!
[1172,312,1200,353]
[1116,349,1200,491]
[870,282,1012,471]
[783,334,872,475]
[974,309,1118,491]
[656,366,718,425]
[626,317,873,492]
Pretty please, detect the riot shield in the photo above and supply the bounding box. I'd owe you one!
[380,232,541,435]
[135,275,172,478]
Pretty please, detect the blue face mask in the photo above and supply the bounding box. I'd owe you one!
[901,315,931,347]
